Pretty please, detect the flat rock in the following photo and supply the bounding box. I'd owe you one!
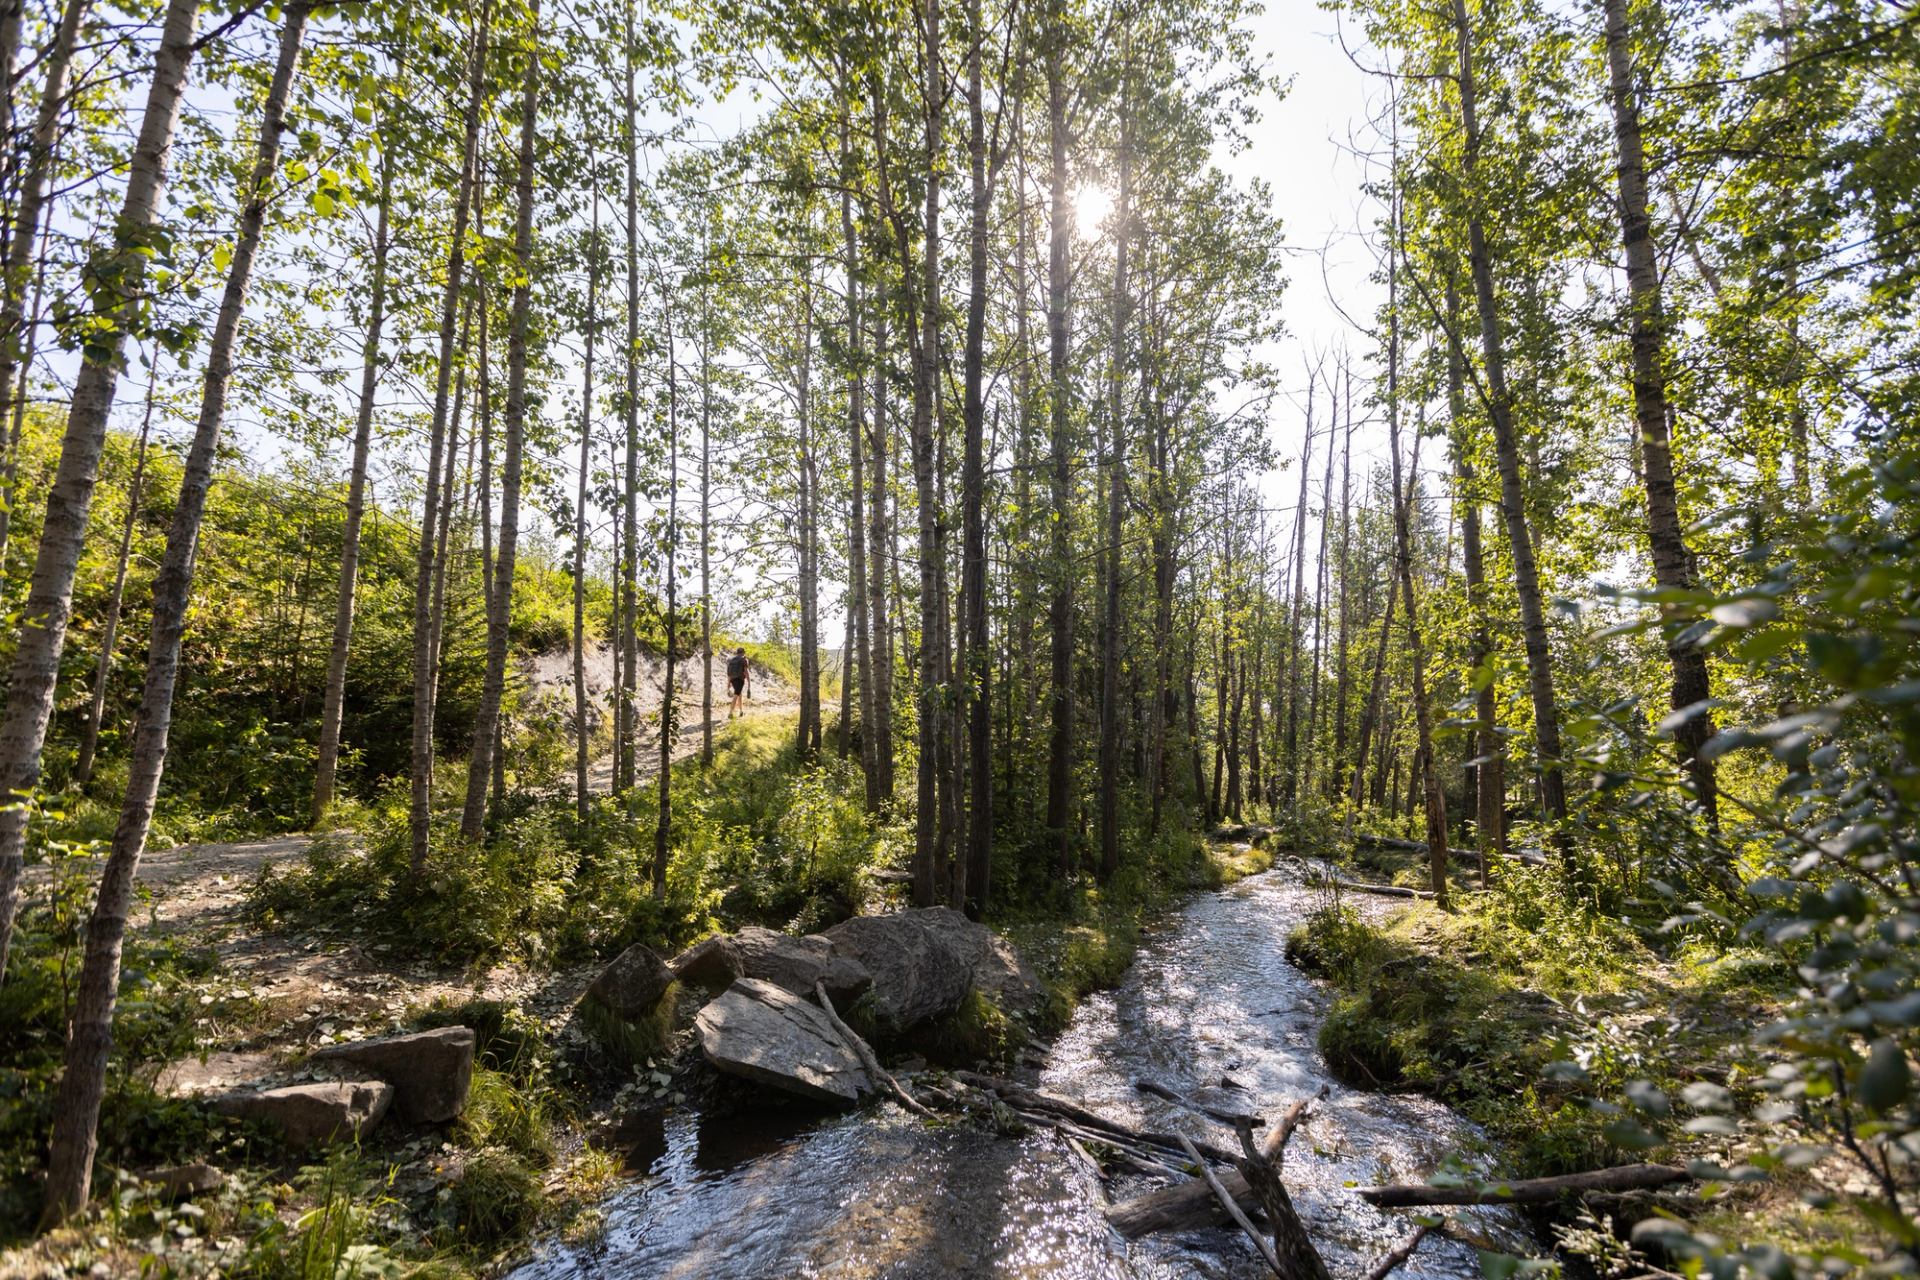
[210,1080,392,1148]
[670,933,743,988]
[823,911,972,1036]
[142,1162,225,1200]
[694,977,871,1106]
[311,1026,475,1124]
[733,926,873,1005]
[587,941,676,1019]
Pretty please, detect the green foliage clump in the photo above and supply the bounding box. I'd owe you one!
[437,1149,544,1251]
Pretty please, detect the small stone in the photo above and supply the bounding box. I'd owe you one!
[142,1162,226,1201]
[586,942,676,1019]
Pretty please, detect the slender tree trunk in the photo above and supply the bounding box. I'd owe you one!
[74,368,159,786]
[1600,0,1718,828]
[618,0,640,795]
[426,299,471,723]
[1282,377,1314,808]
[906,0,944,908]
[575,192,601,821]
[797,270,821,760]
[0,0,200,980]
[408,6,490,873]
[840,96,873,795]
[1452,0,1571,845]
[1447,278,1503,877]
[1348,563,1397,824]
[960,0,993,913]
[1385,184,1449,902]
[39,5,308,1215]
[0,0,88,578]
[1096,80,1132,882]
[460,10,538,839]
[867,184,894,804]
[697,223,714,766]
[1042,0,1076,875]
[313,142,394,826]
[654,301,678,895]
[1331,410,1353,801]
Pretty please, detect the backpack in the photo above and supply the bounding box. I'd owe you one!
[727,654,748,682]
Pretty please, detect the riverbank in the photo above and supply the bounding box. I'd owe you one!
[1285,835,1856,1270]
[0,715,1274,1278]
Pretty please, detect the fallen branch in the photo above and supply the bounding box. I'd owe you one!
[1181,1133,1287,1278]
[1137,1078,1265,1128]
[1233,1114,1334,1280]
[1105,1094,1320,1239]
[1320,878,1435,900]
[1363,1226,1432,1280]
[814,981,933,1119]
[953,1071,1243,1165]
[1356,1163,1690,1208]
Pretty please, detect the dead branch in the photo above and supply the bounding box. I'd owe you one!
[1355,1163,1690,1207]
[1181,1133,1288,1277]
[814,981,934,1118]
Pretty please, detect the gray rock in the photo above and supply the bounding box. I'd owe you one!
[587,941,676,1019]
[822,911,972,1036]
[210,1080,392,1147]
[733,926,873,1005]
[912,906,1050,1018]
[142,1162,225,1200]
[670,933,743,988]
[694,978,871,1106]
[311,1026,476,1124]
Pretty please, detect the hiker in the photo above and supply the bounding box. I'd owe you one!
[727,647,751,719]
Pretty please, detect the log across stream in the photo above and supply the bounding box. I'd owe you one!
[509,866,1534,1278]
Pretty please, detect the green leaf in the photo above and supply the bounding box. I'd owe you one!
[1857,1038,1911,1112]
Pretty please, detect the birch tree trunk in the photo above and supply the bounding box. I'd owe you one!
[74,367,159,786]
[409,6,490,873]
[0,0,201,981]
[1451,0,1571,844]
[39,6,309,1218]
[460,7,538,840]
[0,0,88,575]
[1600,0,1718,827]
[313,140,394,827]
[618,0,641,795]
[840,94,873,794]
[575,192,601,821]
[654,302,678,896]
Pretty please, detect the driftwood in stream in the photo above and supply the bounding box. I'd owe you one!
[1105,1096,1315,1238]
[1353,832,1548,869]
[813,981,934,1118]
[1232,1112,1334,1280]
[1356,1163,1690,1207]
[1362,1227,1432,1280]
[1137,1078,1265,1128]
[1182,1133,1288,1277]
[952,1070,1244,1166]
[1319,878,1435,900]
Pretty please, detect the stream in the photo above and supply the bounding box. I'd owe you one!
[509,865,1531,1279]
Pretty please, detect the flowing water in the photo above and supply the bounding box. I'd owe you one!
[510,864,1530,1279]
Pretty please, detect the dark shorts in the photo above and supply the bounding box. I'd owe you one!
[729,677,745,696]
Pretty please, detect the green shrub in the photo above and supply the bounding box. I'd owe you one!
[439,1149,543,1250]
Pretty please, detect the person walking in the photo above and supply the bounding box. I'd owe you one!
[727,647,751,719]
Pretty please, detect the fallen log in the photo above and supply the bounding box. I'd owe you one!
[1319,878,1435,900]
[1182,1133,1287,1278]
[1355,1163,1690,1208]
[1137,1078,1265,1128]
[952,1071,1243,1166]
[1231,1113,1333,1280]
[1353,833,1548,869]
[1106,1096,1316,1239]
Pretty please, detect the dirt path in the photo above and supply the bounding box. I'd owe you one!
[28,694,802,1101]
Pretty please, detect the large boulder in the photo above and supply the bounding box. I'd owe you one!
[732,926,873,1006]
[670,933,743,988]
[694,978,871,1106]
[587,941,676,1019]
[311,1026,476,1124]
[210,1080,392,1148]
[822,911,972,1036]
[911,907,1049,1018]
